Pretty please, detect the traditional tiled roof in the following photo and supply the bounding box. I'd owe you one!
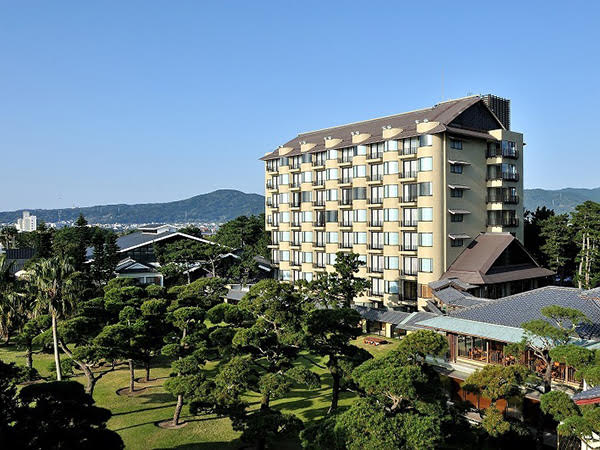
[353,306,412,326]
[397,311,439,331]
[416,316,529,343]
[428,278,475,291]
[433,287,488,308]
[261,96,504,160]
[450,286,600,339]
[573,386,600,405]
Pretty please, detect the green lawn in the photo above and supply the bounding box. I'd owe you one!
[0,338,398,449]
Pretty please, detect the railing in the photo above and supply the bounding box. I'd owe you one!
[290,182,301,189]
[400,147,418,156]
[340,198,353,206]
[486,171,520,181]
[367,151,383,160]
[401,269,418,276]
[488,217,519,227]
[368,243,384,250]
[312,200,325,207]
[402,195,417,203]
[313,160,326,167]
[339,220,353,227]
[401,245,418,251]
[290,202,301,208]
[369,266,384,274]
[487,148,519,159]
[486,195,519,204]
[313,179,325,187]
[291,221,301,227]
[340,176,353,184]
[368,220,383,227]
[369,290,384,297]
[340,242,353,249]
[369,197,383,204]
[338,155,353,163]
[313,221,325,227]
[314,241,325,248]
[401,220,418,227]
[367,174,383,182]
[401,171,418,179]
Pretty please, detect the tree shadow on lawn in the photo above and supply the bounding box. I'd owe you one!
[112,403,176,417]
[154,443,239,450]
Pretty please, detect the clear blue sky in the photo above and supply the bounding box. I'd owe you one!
[1,1,598,211]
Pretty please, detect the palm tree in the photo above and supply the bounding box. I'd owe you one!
[30,257,76,381]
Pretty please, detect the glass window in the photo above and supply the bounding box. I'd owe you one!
[353,165,366,178]
[280,193,289,204]
[327,232,338,243]
[327,168,338,180]
[280,212,290,223]
[353,187,367,200]
[419,157,433,171]
[302,171,313,183]
[384,232,399,245]
[385,280,399,294]
[451,188,463,198]
[419,182,433,196]
[354,232,367,244]
[384,209,399,221]
[451,214,463,222]
[418,208,433,221]
[419,258,433,272]
[279,174,289,184]
[302,191,312,203]
[325,210,338,223]
[281,270,291,281]
[327,189,338,201]
[385,256,399,270]
[384,184,398,198]
[384,161,399,174]
[451,239,464,247]
[385,140,398,151]
[302,211,313,222]
[327,253,337,265]
[303,231,313,243]
[356,145,367,155]
[327,149,338,160]
[450,164,463,174]
[280,250,290,261]
[419,233,433,247]
[354,209,367,222]
[303,252,313,263]
[419,134,433,147]
[450,139,463,150]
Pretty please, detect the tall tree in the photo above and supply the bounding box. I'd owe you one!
[30,257,77,381]
[524,206,555,266]
[540,214,572,280]
[572,201,600,289]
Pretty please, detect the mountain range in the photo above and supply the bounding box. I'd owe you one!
[1,187,599,226]
[523,188,600,215]
[0,190,265,225]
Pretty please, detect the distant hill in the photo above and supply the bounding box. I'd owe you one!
[0,189,265,225]
[524,188,600,214]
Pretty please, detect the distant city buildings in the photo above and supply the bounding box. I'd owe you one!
[16,211,37,232]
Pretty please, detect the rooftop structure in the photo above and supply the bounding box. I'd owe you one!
[16,211,37,233]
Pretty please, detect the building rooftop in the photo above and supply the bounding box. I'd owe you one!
[261,96,505,160]
[442,232,555,285]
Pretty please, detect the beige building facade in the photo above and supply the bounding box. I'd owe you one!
[261,95,524,311]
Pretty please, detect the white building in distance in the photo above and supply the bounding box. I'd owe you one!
[16,211,37,232]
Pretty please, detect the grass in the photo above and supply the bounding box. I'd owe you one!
[0,338,398,449]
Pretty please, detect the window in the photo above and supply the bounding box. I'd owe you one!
[385,281,399,294]
[327,149,338,160]
[451,214,463,222]
[419,182,433,196]
[450,164,463,174]
[370,232,384,249]
[280,250,290,261]
[279,174,289,185]
[353,209,367,222]
[341,188,352,205]
[418,157,433,171]
[326,232,338,243]
[326,168,338,180]
[325,210,338,223]
[403,208,418,226]
[370,209,383,226]
[353,165,366,178]
[385,140,398,151]
[384,232,399,245]
[418,208,433,221]
[314,151,326,166]
[315,252,325,267]
[302,231,313,243]
[354,232,367,244]
[451,239,464,247]
[384,184,398,198]
[403,184,418,202]
[384,161,399,175]
[302,211,313,222]
[419,233,433,247]
[302,191,312,203]
[315,232,325,246]
[280,212,290,223]
[353,187,367,200]
[385,256,399,270]
[279,193,289,204]
[369,142,385,158]
[450,188,464,198]
[402,137,419,155]
[341,209,353,226]
[301,153,312,164]
[358,254,367,265]
[371,278,384,295]
[341,232,353,248]
[340,167,352,183]
[281,270,291,281]
[327,253,337,265]
[384,208,399,221]
[369,254,384,272]
[370,186,383,203]
[301,171,313,183]
[419,258,433,273]
[279,157,289,166]
[370,164,383,180]
[326,189,338,201]
[450,139,463,150]
[419,134,433,147]
[403,232,418,251]
[403,257,418,275]
[356,145,367,155]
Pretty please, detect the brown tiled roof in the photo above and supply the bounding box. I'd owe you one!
[261,96,502,161]
[442,233,555,285]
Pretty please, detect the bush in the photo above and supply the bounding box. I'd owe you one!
[47,358,76,380]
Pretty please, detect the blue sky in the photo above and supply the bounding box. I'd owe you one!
[1,1,598,210]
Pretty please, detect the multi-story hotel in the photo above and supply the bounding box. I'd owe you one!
[261,95,524,311]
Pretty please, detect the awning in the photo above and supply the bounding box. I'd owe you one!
[448,160,471,165]
[448,209,471,215]
[448,233,470,240]
[448,184,471,190]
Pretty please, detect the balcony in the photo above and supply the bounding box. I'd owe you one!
[313,159,326,168]
[369,290,384,297]
[369,197,383,205]
[312,180,325,188]
[339,220,353,228]
[487,171,520,182]
[312,200,326,208]
[289,202,301,209]
[340,199,353,208]
[401,269,418,276]
[367,174,383,183]
[401,195,417,203]
[338,156,353,165]
[401,220,418,227]
[486,195,519,204]
[339,176,353,185]
[368,220,383,227]
[340,241,353,249]
[266,181,278,190]
[314,261,326,269]
[313,221,326,228]
[487,148,519,159]
[289,162,301,172]
[368,243,384,250]
[488,217,519,227]
[314,241,326,249]
[401,244,418,252]
[400,171,418,179]
[368,266,384,274]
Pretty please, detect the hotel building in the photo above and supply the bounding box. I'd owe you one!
[261,95,524,310]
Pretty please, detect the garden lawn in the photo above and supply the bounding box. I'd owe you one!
[0,337,398,449]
